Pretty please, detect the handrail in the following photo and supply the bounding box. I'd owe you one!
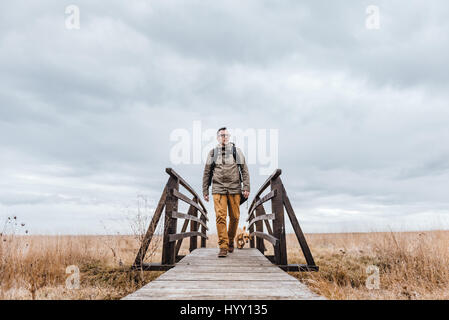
[248,169,281,214]
[247,189,277,221]
[246,168,318,272]
[248,213,275,228]
[251,231,278,246]
[169,231,207,242]
[133,168,209,271]
[171,189,208,221]
[169,211,208,229]
[166,168,208,215]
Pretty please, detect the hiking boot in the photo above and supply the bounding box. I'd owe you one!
[218,248,228,258]
[228,241,234,253]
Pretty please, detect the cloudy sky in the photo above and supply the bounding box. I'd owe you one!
[1,1,449,235]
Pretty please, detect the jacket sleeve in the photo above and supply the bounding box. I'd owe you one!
[202,149,214,196]
[237,148,250,192]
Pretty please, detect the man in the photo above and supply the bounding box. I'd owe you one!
[203,127,250,257]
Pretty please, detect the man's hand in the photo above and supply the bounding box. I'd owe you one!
[204,194,209,202]
[243,190,250,199]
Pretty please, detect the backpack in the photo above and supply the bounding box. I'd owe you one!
[207,143,247,205]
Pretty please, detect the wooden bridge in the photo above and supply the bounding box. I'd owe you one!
[124,168,322,300]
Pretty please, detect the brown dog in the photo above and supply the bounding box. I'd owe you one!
[236,226,253,249]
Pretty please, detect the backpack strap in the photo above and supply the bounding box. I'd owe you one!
[208,147,218,187]
[212,147,219,164]
[232,143,243,183]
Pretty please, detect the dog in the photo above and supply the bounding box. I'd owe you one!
[236,226,253,249]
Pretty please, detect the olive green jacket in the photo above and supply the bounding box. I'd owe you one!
[202,143,250,195]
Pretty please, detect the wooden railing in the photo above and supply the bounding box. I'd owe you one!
[132,168,208,271]
[247,169,318,271]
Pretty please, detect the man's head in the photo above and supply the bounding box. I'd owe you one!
[217,127,230,146]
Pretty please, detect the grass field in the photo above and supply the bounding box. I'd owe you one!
[1,229,448,300]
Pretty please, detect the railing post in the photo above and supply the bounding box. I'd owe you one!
[162,176,178,265]
[189,198,199,252]
[255,197,266,254]
[271,176,287,266]
[249,223,255,248]
[200,214,207,248]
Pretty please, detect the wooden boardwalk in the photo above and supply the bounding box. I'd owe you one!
[123,248,324,300]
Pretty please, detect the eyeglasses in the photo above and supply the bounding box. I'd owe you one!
[218,134,230,137]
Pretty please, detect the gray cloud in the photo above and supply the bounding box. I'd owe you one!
[1,1,449,234]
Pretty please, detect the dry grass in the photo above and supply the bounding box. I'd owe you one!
[0,234,165,300]
[284,230,449,300]
[1,229,448,299]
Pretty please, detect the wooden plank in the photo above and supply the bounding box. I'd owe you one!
[179,257,268,262]
[169,266,283,273]
[125,281,323,300]
[133,183,168,267]
[271,176,287,266]
[248,213,275,228]
[175,212,190,256]
[177,260,273,266]
[172,189,208,220]
[185,252,262,258]
[156,272,297,281]
[180,251,267,257]
[255,200,266,253]
[249,231,278,246]
[247,169,282,214]
[200,214,207,248]
[188,247,260,252]
[124,288,322,300]
[124,294,317,300]
[179,252,268,258]
[247,190,276,220]
[282,184,316,267]
[124,248,324,300]
[166,168,208,215]
[170,211,208,229]
[248,222,255,248]
[178,257,270,263]
[256,204,273,236]
[179,250,268,259]
[161,176,178,265]
[175,198,200,256]
[169,231,207,242]
[189,202,198,252]
[146,281,307,289]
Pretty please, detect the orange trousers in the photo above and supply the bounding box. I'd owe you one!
[213,193,241,249]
